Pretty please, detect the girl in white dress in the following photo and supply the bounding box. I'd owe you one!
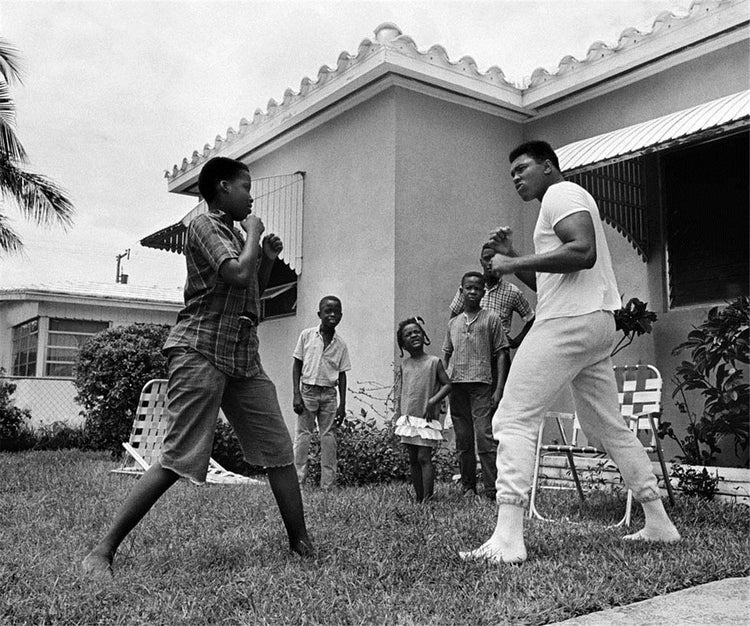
[394,317,452,502]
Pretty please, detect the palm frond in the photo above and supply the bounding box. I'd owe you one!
[0,84,26,161]
[0,212,23,254]
[0,160,75,229]
[0,39,24,85]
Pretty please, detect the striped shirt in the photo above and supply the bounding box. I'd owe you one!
[163,211,261,378]
[442,309,508,384]
[449,278,534,337]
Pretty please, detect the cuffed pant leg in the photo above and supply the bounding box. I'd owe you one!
[471,384,497,497]
[293,411,315,483]
[316,388,338,490]
[570,319,661,503]
[492,315,603,507]
[450,384,477,492]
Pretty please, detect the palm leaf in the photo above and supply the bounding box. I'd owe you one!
[0,160,75,233]
[0,39,24,85]
[0,212,23,254]
[0,86,26,161]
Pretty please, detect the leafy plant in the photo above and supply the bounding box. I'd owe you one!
[659,296,749,466]
[612,297,658,356]
[74,323,170,456]
[0,369,32,450]
[670,463,721,500]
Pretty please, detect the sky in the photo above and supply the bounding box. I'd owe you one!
[0,0,694,290]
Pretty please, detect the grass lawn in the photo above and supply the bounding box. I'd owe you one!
[1,450,748,625]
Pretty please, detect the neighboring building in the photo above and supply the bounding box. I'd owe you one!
[0,282,182,427]
[143,0,749,461]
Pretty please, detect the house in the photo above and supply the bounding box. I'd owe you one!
[0,281,182,427]
[142,0,749,462]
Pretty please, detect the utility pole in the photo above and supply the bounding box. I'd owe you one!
[115,249,130,284]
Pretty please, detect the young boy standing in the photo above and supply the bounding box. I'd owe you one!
[82,157,312,577]
[443,272,509,500]
[292,296,351,491]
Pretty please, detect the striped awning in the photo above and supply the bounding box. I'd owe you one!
[558,90,750,173]
[141,172,304,274]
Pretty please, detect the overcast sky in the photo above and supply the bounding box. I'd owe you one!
[0,0,693,290]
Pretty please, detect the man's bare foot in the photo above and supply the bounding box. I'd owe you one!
[458,537,527,564]
[623,525,681,543]
[82,550,113,577]
[290,538,316,559]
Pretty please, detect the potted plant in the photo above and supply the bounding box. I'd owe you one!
[658,296,749,501]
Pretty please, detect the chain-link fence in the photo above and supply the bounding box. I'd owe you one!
[3,376,83,428]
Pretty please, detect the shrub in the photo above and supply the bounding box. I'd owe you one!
[74,323,170,456]
[302,408,456,487]
[659,296,749,466]
[0,371,32,451]
[670,464,721,500]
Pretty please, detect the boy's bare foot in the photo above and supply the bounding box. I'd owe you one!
[82,551,113,577]
[290,538,316,559]
[623,525,681,543]
[458,537,527,564]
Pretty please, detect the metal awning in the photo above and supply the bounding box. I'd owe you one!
[558,90,750,174]
[141,172,305,274]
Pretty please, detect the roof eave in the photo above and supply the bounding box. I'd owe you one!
[166,48,526,195]
[523,1,749,113]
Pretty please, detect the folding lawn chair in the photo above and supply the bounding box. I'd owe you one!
[528,364,675,527]
[111,379,261,485]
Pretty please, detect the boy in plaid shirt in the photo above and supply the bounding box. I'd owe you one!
[83,157,313,576]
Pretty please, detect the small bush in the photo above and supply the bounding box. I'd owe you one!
[670,463,721,500]
[302,411,456,487]
[0,372,32,451]
[74,323,170,456]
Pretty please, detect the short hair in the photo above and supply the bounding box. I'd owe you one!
[319,295,342,310]
[198,157,250,202]
[461,271,485,287]
[396,316,431,356]
[480,243,495,256]
[509,140,560,172]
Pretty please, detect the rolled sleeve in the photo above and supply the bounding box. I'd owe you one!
[190,216,238,272]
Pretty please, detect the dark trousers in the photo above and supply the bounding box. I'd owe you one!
[450,382,497,496]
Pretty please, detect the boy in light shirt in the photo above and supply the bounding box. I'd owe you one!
[292,296,351,490]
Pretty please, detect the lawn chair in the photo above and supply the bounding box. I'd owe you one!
[111,379,261,485]
[529,364,675,527]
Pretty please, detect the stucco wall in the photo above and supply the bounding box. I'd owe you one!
[393,88,532,360]
[250,90,397,429]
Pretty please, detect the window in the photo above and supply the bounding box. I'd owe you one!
[662,132,749,307]
[11,319,39,376]
[45,318,109,377]
[260,259,297,320]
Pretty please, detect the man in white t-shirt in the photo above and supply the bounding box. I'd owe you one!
[460,141,680,564]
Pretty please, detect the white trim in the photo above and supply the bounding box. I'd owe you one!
[525,27,749,119]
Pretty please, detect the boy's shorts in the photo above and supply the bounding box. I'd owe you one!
[160,347,293,484]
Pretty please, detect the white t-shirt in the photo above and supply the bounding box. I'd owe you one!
[533,181,621,320]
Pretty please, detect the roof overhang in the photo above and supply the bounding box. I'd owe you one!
[523,1,749,115]
[164,1,749,195]
[558,89,750,173]
[166,50,528,195]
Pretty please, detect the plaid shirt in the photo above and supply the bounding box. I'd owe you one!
[442,309,508,384]
[164,212,261,378]
[449,278,534,337]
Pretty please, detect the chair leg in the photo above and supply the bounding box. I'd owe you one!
[529,427,548,521]
[564,450,586,502]
[649,415,676,506]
